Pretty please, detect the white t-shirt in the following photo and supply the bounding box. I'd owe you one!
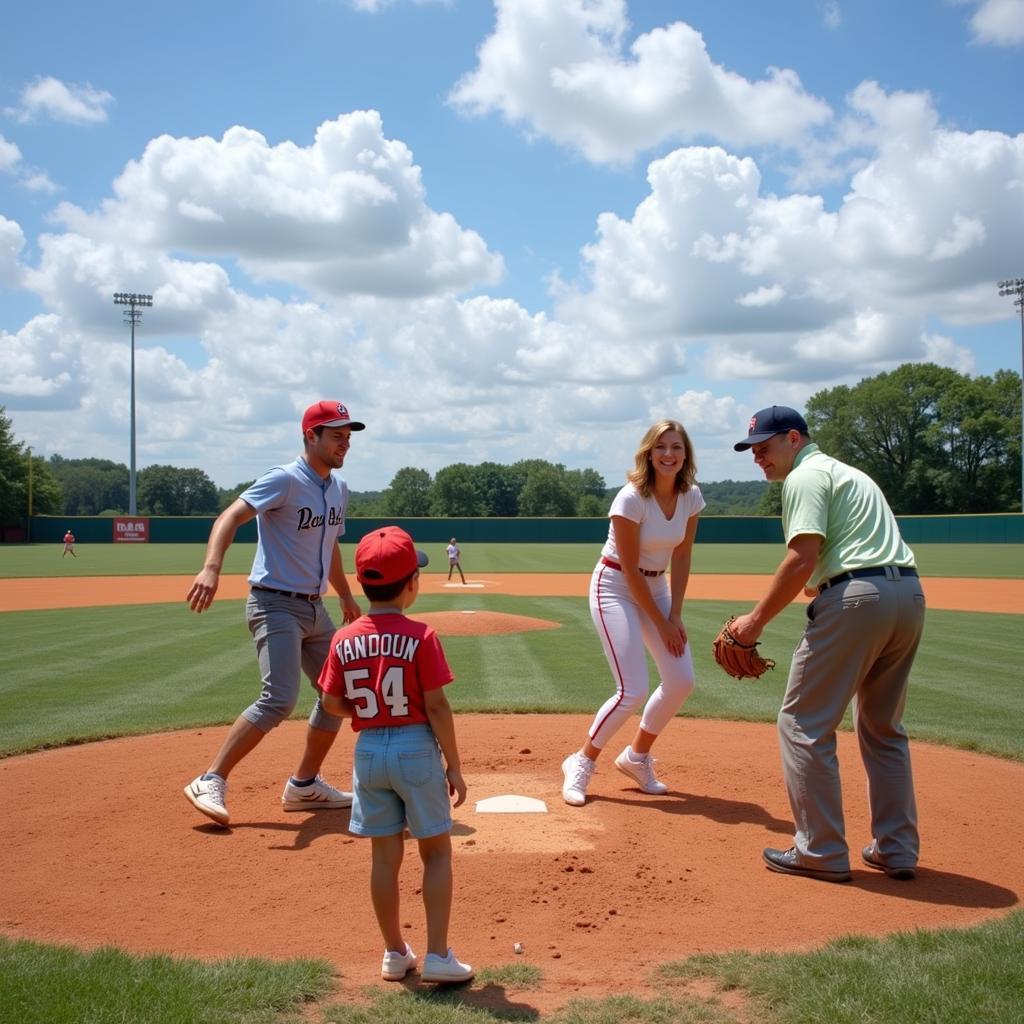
[600,482,705,574]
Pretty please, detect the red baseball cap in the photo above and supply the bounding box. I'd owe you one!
[356,526,429,586]
[301,400,366,433]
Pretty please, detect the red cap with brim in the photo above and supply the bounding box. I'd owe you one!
[302,400,366,433]
[356,526,429,586]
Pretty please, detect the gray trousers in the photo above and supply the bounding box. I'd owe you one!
[778,571,925,872]
[242,590,341,734]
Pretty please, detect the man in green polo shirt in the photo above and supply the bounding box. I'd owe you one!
[729,406,925,884]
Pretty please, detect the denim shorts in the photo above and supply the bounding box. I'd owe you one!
[349,724,452,840]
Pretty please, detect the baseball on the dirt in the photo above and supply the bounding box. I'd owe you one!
[513,942,524,954]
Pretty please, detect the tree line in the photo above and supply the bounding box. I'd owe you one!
[2,363,1020,527]
[755,363,1021,515]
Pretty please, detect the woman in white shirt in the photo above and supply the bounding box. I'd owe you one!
[562,420,704,806]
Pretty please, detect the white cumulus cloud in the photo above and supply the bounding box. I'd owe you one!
[964,0,1024,46]
[0,134,22,173]
[5,76,114,124]
[555,82,1021,384]
[449,0,832,164]
[52,112,504,299]
[0,215,26,286]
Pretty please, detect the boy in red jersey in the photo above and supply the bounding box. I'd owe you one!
[318,526,473,985]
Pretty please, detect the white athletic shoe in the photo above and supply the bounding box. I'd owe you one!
[614,746,668,795]
[184,774,229,826]
[420,949,474,984]
[281,774,353,811]
[381,943,417,981]
[561,752,596,807]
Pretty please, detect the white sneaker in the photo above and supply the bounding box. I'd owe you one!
[614,746,668,795]
[184,774,229,826]
[281,774,353,811]
[561,752,595,807]
[381,943,417,981]
[420,948,474,984]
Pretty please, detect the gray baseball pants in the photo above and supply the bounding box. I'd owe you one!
[778,570,925,873]
[242,589,342,733]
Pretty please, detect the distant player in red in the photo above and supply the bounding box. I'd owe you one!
[62,530,77,558]
[318,526,473,985]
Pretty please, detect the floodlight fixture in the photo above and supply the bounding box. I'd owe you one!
[113,291,155,515]
[996,278,1024,511]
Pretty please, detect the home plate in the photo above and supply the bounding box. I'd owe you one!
[475,794,548,814]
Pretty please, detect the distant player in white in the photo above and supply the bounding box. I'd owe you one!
[562,420,704,806]
[446,537,466,584]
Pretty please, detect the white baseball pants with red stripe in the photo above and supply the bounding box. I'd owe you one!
[586,561,696,750]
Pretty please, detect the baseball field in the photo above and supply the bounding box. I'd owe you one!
[1,541,1022,1023]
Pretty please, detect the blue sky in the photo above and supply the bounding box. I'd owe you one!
[2,0,1022,491]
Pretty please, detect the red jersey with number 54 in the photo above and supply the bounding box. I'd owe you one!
[317,611,454,731]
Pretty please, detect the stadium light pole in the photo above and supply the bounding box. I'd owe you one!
[997,277,1024,512]
[112,292,153,515]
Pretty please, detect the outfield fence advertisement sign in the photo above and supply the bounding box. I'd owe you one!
[113,517,150,543]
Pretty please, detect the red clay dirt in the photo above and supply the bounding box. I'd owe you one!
[0,573,1022,1017]
[2,571,1022,612]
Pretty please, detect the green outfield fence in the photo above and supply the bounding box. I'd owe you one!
[19,512,1024,545]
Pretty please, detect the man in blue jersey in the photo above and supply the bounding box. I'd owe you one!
[183,401,365,827]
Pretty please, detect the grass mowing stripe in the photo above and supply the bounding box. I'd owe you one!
[1,599,1020,760]
[460,631,564,711]
[0,603,259,752]
[2,541,1021,577]
[437,594,591,711]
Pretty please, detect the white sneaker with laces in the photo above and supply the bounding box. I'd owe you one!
[561,752,595,807]
[281,774,353,810]
[614,746,668,795]
[421,948,474,984]
[184,774,229,826]
[381,943,417,981]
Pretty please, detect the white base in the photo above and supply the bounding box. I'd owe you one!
[475,794,548,813]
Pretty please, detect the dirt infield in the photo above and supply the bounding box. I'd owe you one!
[0,573,1022,1016]
[3,571,1022,612]
[1,719,1021,1016]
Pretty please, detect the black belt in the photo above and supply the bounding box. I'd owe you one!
[819,566,918,592]
[600,556,664,578]
[251,585,320,602]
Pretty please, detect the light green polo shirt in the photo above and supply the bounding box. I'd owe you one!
[781,443,916,588]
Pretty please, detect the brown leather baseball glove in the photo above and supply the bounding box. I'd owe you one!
[712,617,776,680]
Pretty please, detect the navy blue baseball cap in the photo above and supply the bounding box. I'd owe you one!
[734,406,809,451]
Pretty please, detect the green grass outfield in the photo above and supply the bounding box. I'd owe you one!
[2,539,1023,577]
[1,542,1022,1023]
[1,595,1020,760]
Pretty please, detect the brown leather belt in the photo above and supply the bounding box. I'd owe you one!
[251,585,320,602]
[600,556,664,578]
[818,566,918,592]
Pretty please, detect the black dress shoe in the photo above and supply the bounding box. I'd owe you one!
[862,843,916,880]
[763,847,852,883]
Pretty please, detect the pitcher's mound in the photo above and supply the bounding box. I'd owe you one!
[414,611,560,636]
